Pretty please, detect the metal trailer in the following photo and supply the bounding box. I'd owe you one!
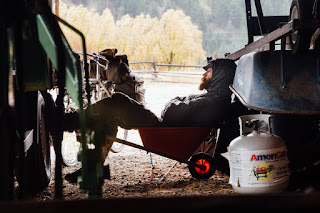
[227,0,320,61]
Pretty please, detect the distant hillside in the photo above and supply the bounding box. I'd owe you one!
[64,0,292,57]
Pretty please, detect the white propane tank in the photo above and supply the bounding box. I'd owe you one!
[222,116,290,194]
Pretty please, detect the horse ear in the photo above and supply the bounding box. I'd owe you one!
[122,55,129,66]
[119,62,130,75]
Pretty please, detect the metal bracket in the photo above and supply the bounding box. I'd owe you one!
[280,36,286,88]
[317,56,320,83]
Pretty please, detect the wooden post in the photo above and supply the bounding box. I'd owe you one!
[55,0,59,16]
[152,61,158,79]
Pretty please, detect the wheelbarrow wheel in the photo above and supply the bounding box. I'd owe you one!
[188,152,215,179]
[289,0,313,54]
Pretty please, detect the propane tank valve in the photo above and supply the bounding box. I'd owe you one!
[245,119,266,131]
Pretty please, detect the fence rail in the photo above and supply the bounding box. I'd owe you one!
[129,61,205,83]
[129,61,203,68]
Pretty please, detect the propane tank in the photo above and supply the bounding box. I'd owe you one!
[222,117,290,194]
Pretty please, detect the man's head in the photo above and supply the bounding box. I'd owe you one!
[199,57,214,90]
[199,67,212,90]
[199,58,237,98]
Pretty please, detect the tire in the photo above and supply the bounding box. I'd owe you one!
[62,132,80,167]
[289,0,313,54]
[23,92,51,193]
[0,107,16,200]
[188,152,216,179]
[37,91,52,186]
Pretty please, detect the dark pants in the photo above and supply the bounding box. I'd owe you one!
[64,92,161,131]
[63,93,162,159]
[91,93,161,130]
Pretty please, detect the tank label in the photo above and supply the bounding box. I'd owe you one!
[229,146,289,188]
[250,150,287,161]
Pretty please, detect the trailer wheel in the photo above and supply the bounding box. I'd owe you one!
[188,152,215,179]
[289,0,313,54]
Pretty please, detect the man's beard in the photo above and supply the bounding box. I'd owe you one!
[198,76,210,90]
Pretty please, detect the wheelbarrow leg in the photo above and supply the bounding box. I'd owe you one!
[52,130,63,199]
[52,92,65,199]
[161,162,178,181]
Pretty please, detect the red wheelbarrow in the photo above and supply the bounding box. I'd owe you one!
[107,126,217,179]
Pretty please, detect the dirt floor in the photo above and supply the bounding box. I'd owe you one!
[35,79,237,200]
[36,147,235,201]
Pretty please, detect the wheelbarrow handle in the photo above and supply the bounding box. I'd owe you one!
[106,135,204,170]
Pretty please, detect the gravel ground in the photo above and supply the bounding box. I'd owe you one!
[35,79,235,200]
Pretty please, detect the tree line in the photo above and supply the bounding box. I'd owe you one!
[61,0,293,64]
[58,1,206,65]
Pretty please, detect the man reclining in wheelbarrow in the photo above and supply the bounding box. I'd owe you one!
[63,57,236,182]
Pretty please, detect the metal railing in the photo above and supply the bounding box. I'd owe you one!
[129,61,205,83]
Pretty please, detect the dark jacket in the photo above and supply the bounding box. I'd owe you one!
[161,59,236,127]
